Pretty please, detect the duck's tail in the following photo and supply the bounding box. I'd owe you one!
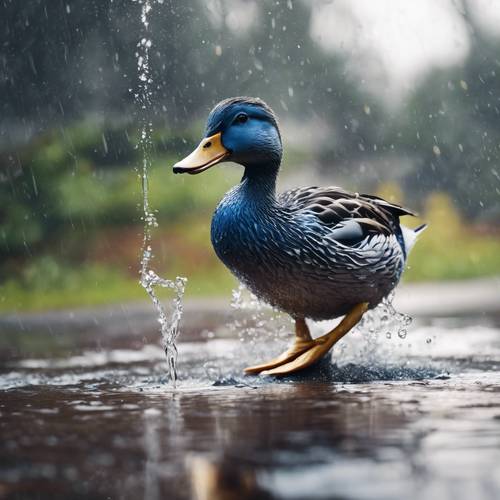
[401,223,427,256]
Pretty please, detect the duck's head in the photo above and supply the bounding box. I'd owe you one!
[173,97,282,175]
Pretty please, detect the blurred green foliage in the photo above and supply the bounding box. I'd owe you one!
[405,194,500,281]
[0,255,237,312]
[390,31,500,219]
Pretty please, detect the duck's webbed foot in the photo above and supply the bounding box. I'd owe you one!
[244,302,369,376]
[243,318,315,374]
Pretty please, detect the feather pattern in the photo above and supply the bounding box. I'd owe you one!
[280,186,414,236]
[211,179,418,321]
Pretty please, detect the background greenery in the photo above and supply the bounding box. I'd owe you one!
[1,0,499,312]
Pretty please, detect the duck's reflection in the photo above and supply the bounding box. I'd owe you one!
[169,383,414,499]
[188,454,273,500]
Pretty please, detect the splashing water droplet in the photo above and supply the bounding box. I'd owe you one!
[346,292,414,365]
[228,283,291,361]
[135,0,187,387]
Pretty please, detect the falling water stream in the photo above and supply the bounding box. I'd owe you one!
[135,0,186,386]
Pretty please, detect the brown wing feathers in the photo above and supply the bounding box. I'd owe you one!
[280,186,413,237]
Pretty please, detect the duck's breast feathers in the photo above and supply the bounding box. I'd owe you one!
[279,186,414,244]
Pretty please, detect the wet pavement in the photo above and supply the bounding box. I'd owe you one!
[1,304,500,500]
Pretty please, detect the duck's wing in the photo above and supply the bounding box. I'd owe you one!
[279,186,415,244]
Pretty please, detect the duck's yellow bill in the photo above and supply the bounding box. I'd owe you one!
[173,132,229,175]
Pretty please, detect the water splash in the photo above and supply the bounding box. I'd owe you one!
[336,292,414,366]
[228,284,421,376]
[229,283,291,346]
[200,284,292,380]
[135,0,187,386]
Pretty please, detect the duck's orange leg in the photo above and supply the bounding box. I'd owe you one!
[244,317,315,374]
[244,302,369,376]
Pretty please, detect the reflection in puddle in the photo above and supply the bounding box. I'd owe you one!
[188,454,272,500]
[144,408,162,500]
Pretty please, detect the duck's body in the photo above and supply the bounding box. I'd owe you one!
[174,97,425,376]
[212,175,415,321]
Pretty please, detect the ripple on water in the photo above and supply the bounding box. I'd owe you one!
[1,318,499,393]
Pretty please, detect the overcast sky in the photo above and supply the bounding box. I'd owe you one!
[309,0,500,101]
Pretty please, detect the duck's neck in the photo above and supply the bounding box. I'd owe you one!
[239,161,280,206]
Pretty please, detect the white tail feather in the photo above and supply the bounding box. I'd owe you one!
[401,224,427,255]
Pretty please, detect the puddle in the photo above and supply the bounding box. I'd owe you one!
[1,315,500,499]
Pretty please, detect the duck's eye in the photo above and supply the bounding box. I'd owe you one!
[235,113,248,124]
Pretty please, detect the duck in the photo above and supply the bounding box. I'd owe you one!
[173,97,426,376]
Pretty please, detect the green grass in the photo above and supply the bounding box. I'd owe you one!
[0,259,237,312]
[0,264,144,312]
[405,227,500,282]
[403,193,500,282]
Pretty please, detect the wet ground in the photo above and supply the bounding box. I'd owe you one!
[1,303,500,500]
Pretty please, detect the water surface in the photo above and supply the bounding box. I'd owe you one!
[1,312,500,500]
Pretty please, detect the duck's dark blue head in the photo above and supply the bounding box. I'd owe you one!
[173,97,282,175]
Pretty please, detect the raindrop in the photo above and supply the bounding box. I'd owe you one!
[254,59,264,71]
[101,134,108,154]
